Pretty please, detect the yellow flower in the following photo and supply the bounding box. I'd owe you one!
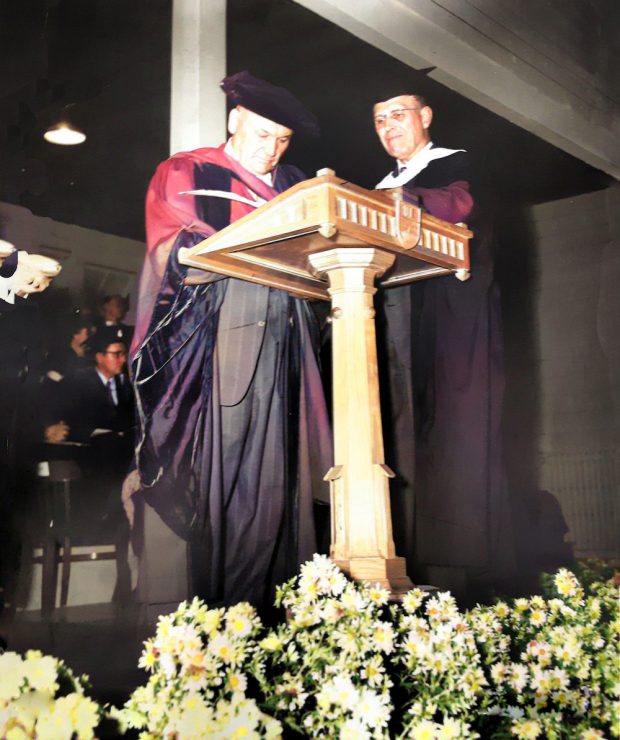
[494,601,510,618]
[402,588,427,613]
[512,719,542,739]
[227,615,252,638]
[228,672,248,694]
[529,609,547,627]
[438,717,466,739]
[411,719,440,740]
[138,642,158,670]
[554,569,579,598]
[201,609,222,635]
[367,584,390,606]
[22,654,58,695]
[259,635,282,652]
[305,580,319,599]
[208,634,234,663]
[156,614,174,639]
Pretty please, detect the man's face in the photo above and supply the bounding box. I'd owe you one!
[229,106,293,176]
[373,95,432,162]
[102,296,127,322]
[73,327,89,345]
[95,342,127,379]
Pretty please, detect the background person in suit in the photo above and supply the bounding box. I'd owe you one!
[93,294,134,347]
[128,71,331,618]
[43,327,135,601]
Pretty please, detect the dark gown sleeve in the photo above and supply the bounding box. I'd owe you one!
[131,231,227,538]
[407,151,474,223]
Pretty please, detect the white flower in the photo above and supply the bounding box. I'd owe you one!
[158,651,177,679]
[208,634,235,664]
[511,718,542,738]
[438,717,469,739]
[227,672,247,694]
[359,655,385,687]
[410,718,441,740]
[352,688,391,728]
[341,717,372,740]
[402,588,427,613]
[299,554,347,598]
[317,675,358,711]
[0,652,26,702]
[529,609,547,627]
[367,584,390,607]
[22,653,58,694]
[508,663,528,693]
[530,666,551,694]
[226,614,253,639]
[554,569,579,597]
[491,662,508,685]
[341,586,369,612]
[372,621,395,653]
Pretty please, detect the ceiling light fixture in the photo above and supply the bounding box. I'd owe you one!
[44,122,86,145]
[44,104,86,145]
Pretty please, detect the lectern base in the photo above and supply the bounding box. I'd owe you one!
[333,556,414,598]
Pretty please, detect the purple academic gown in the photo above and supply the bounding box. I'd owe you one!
[377,149,514,593]
[132,149,331,610]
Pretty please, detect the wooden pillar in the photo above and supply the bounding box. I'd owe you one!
[309,247,413,595]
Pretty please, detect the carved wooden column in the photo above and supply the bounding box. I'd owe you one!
[308,247,413,595]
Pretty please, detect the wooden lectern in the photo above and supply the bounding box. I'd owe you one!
[179,170,472,596]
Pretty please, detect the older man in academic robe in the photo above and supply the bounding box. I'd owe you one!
[129,72,331,616]
[373,93,514,601]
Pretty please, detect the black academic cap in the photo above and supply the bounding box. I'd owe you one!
[221,70,320,137]
[90,326,127,354]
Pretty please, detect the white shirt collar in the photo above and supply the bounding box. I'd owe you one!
[97,369,112,386]
[224,139,273,186]
[375,142,465,189]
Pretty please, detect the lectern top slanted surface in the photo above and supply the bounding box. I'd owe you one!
[178,171,472,300]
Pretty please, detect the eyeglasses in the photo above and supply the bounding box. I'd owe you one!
[103,350,127,358]
[374,107,421,127]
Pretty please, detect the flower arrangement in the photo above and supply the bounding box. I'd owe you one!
[0,649,102,739]
[115,600,282,738]
[117,556,619,739]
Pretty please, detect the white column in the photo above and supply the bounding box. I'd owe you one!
[170,0,227,155]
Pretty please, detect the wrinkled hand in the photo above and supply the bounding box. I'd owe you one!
[121,469,142,528]
[45,421,70,444]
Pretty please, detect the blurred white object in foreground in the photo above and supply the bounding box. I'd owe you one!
[0,240,61,303]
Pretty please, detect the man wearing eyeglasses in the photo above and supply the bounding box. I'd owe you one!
[372,94,514,602]
[44,328,134,445]
[41,327,135,600]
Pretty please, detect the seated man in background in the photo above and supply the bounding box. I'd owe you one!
[42,311,91,390]
[44,327,135,600]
